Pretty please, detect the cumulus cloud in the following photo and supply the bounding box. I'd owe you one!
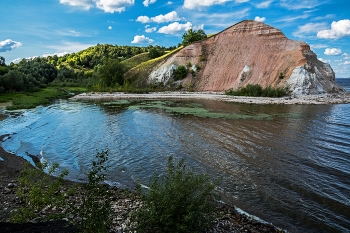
[256,0,273,8]
[343,53,350,59]
[235,0,249,3]
[318,58,331,63]
[183,0,230,10]
[324,48,342,56]
[143,0,156,7]
[254,16,266,22]
[292,22,328,38]
[131,35,154,44]
[59,0,93,10]
[95,0,134,13]
[108,26,113,30]
[158,22,192,34]
[136,11,180,24]
[317,19,350,39]
[343,61,350,65]
[59,0,134,13]
[145,25,157,33]
[0,39,22,52]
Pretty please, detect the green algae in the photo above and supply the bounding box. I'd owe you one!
[103,100,132,106]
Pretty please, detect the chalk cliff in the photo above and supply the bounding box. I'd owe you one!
[147,20,345,96]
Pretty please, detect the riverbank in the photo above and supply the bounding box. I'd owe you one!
[0,135,285,233]
[70,91,350,105]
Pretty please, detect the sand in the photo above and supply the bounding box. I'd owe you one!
[70,91,350,105]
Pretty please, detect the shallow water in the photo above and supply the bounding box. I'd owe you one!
[1,80,350,233]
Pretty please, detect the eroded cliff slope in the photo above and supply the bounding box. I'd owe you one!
[147,20,344,96]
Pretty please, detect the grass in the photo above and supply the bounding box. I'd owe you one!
[0,87,87,110]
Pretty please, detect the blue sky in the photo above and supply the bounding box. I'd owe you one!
[1,0,350,77]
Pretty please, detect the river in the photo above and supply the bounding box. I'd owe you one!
[1,79,349,232]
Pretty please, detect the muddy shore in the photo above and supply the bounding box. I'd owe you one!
[70,91,350,105]
[0,134,286,233]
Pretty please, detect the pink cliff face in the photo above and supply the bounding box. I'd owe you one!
[149,20,344,95]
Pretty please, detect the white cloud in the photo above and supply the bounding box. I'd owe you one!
[143,0,156,7]
[137,11,180,24]
[167,1,173,4]
[108,26,113,30]
[343,61,350,65]
[183,0,230,10]
[317,19,350,39]
[42,52,69,58]
[343,53,350,59]
[59,0,94,10]
[158,22,192,35]
[235,0,249,3]
[256,0,273,8]
[145,25,157,33]
[276,14,309,23]
[0,39,22,52]
[280,0,324,10]
[292,22,327,38]
[46,41,94,53]
[310,44,328,49]
[151,11,180,23]
[324,48,342,56]
[318,58,331,63]
[136,16,150,23]
[313,14,335,21]
[131,35,154,44]
[254,16,266,22]
[95,0,134,13]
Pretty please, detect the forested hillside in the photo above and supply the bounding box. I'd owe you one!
[0,44,175,93]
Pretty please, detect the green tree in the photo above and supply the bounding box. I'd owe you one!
[97,59,125,87]
[182,29,207,46]
[148,47,164,59]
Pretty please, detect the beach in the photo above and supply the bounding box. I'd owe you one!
[70,91,350,105]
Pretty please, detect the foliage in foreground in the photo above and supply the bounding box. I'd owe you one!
[10,151,112,233]
[132,156,219,233]
[68,150,112,233]
[225,84,289,97]
[10,162,69,223]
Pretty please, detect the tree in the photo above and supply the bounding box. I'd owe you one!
[97,59,125,87]
[182,29,207,46]
[148,47,164,59]
[0,56,5,66]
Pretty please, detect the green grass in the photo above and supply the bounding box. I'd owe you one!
[0,87,87,110]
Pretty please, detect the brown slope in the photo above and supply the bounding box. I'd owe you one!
[148,20,344,95]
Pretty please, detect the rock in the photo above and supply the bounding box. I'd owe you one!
[146,20,345,95]
[7,183,15,188]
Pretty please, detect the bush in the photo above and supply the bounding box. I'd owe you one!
[173,65,188,81]
[132,156,219,233]
[10,162,69,223]
[69,150,112,233]
[225,84,289,97]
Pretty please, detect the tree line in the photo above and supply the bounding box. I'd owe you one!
[0,29,207,93]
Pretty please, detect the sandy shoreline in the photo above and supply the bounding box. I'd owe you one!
[70,91,350,105]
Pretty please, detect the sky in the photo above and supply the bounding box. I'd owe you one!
[0,0,350,78]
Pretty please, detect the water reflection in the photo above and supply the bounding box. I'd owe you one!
[0,100,349,233]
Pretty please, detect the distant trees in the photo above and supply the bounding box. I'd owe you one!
[0,56,5,66]
[148,47,165,59]
[97,59,125,87]
[182,29,207,46]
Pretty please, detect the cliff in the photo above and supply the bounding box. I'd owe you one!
[146,20,345,96]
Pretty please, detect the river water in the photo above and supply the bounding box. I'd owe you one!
[1,79,350,232]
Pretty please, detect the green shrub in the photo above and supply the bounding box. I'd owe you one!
[225,84,289,97]
[199,55,206,61]
[10,162,69,223]
[278,72,285,79]
[132,156,219,233]
[69,150,112,233]
[173,65,188,81]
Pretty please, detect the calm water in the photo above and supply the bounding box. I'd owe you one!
[1,79,349,232]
